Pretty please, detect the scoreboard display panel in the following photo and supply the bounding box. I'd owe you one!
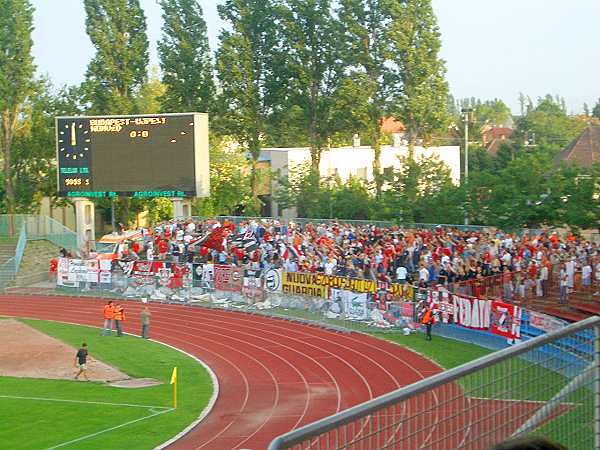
[55,113,209,198]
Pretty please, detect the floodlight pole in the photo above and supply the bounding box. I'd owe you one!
[461,108,473,226]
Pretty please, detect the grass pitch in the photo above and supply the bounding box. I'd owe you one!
[0,319,214,450]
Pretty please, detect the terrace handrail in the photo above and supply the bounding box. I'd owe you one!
[268,315,600,450]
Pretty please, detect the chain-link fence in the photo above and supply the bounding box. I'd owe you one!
[268,317,600,450]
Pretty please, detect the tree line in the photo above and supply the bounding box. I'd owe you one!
[0,0,599,231]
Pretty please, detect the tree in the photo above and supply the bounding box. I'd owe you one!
[550,165,600,231]
[338,0,392,197]
[134,67,166,114]
[11,80,85,212]
[0,0,35,220]
[592,98,600,120]
[280,0,345,171]
[158,0,214,113]
[386,0,449,153]
[196,136,252,216]
[384,154,455,222]
[82,0,149,114]
[216,0,282,213]
[516,95,586,155]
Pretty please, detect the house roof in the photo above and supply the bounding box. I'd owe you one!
[483,127,513,141]
[554,126,600,167]
[381,117,405,134]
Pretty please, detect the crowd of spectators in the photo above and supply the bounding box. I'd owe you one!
[101,218,600,301]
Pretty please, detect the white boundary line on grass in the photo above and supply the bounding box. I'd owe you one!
[0,394,171,410]
[7,316,220,450]
[150,338,220,450]
[43,407,175,450]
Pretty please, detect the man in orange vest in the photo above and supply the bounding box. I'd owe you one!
[102,301,115,336]
[421,306,435,341]
[114,303,126,337]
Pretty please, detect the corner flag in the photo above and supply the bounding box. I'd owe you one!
[170,367,177,409]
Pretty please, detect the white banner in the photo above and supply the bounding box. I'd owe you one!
[452,295,490,329]
[331,289,368,320]
[56,258,78,288]
[264,268,282,293]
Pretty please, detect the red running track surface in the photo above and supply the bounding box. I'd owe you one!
[0,295,446,450]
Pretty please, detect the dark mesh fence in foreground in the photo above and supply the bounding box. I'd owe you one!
[268,317,600,450]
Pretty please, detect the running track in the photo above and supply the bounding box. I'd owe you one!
[0,295,449,449]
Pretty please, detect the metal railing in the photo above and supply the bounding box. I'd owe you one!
[0,214,77,250]
[0,224,27,290]
[192,215,396,229]
[269,316,600,450]
[188,216,547,244]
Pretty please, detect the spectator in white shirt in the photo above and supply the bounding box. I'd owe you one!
[582,261,592,289]
[419,265,430,285]
[396,265,408,283]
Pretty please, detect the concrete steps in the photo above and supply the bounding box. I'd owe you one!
[14,240,60,286]
[0,244,17,265]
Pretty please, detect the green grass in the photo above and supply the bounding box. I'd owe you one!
[0,319,214,450]
[370,331,493,369]
[0,235,18,244]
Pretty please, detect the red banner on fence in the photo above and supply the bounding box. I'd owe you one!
[490,300,522,340]
[214,264,242,292]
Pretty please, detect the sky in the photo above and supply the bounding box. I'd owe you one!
[31,0,600,114]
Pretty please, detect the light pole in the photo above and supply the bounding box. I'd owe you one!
[461,108,473,225]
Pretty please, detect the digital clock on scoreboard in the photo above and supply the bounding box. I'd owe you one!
[55,113,209,198]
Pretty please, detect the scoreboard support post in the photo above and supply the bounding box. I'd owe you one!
[172,197,192,219]
[72,197,95,251]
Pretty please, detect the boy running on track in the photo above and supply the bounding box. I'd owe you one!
[74,343,90,381]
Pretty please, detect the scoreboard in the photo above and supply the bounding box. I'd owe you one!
[55,113,209,198]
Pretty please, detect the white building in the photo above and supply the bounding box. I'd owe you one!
[261,144,460,218]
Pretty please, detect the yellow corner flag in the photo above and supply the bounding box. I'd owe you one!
[170,367,177,409]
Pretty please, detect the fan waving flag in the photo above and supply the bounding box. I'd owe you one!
[190,222,235,252]
[231,230,259,253]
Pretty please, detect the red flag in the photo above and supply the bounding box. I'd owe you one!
[192,222,235,252]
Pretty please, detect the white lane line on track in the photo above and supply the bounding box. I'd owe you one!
[5,297,441,449]
[194,308,441,449]
[44,407,174,450]
[3,304,281,450]
[143,306,396,449]
[10,301,343,450]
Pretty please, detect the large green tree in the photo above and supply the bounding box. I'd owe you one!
[280,0,345,171]
[386,0,449,153]
[515,95,586,154]
[158,0,214,113]
[383,153,454,222]
[82,0,149,114]
[11,81,84,212]
[216,0,282,213]
[196,135,252,216]
[338,0,391,196]
[0,0,35,218]
[593,98,600,120]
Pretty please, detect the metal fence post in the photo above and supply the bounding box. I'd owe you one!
[594,325,600,450]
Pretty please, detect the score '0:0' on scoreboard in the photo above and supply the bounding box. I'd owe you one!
[55,113,209,198]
